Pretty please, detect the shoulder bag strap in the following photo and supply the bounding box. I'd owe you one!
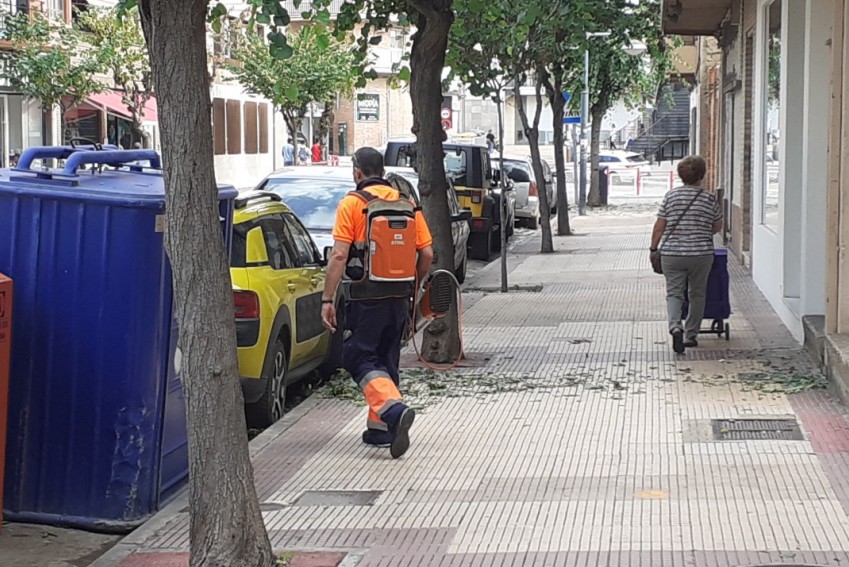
[660,189,703,251]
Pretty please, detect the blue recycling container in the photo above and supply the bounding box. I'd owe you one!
[0,147,237,532]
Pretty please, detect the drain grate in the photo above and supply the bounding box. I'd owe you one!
[712,418,804,441]
[293,490,382,507]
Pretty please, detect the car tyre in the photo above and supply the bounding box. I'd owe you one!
[246,339,287,429]
[527,215,539,230]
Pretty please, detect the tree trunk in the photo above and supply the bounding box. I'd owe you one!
[514,70,553,254]
[588,105,604,207]
[284,112,303,165]
[138,2,274,567]
[495,95,507,293]
[409,1,460,365]
[548,74,571,237]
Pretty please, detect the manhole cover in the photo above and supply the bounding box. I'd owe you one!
[712,418,804,441]
[293,490,382,507]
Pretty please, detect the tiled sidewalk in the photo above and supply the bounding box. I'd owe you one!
[99,208,849,567]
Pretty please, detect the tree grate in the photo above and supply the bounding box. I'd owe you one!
[711,418,804,441]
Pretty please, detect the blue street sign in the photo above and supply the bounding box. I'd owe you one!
[563,116,581,124]
[562,92,572,103]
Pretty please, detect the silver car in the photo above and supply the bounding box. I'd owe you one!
[493,156,556,230]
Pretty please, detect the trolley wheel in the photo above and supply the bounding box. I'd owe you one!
[725,323,731,341]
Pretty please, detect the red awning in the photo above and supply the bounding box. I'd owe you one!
[85,91,158,123]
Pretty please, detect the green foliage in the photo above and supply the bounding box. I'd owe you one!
[227,24,356,130]
[76,7,153,128]
[0,11,105,117]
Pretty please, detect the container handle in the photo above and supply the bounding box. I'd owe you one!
[61,150,161,176]
[13,145,123,174]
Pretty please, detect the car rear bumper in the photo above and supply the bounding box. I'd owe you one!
[515,197,539,219]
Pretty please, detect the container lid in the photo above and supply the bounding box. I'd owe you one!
[0,147,237,209]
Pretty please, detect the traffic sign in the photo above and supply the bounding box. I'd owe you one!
[563,116,581,125]
[562,92,572,103]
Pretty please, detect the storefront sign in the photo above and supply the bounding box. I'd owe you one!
[356,94,380,122]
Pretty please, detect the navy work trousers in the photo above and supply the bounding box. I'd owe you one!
[344,298,409,387]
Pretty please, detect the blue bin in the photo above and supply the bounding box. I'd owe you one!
[682,248,731,337]
[0,147,237,532]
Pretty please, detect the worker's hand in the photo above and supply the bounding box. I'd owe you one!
[321,302,337,333]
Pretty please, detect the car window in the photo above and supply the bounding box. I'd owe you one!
[599,156,612,163]
[259,177,352,230]
[257,215,297,270]
[542,161,553,181]
[444,151,467,186]
[626,154,645,163]
[284,213,320,266]
[231,226,247,268]
[387,174,421,206]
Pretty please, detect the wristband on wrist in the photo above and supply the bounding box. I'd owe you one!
[321,299,334,304]
[649,247,658,252]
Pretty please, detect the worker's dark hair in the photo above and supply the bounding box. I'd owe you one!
[352,147,384,178]
[678,155,707,186]
[287,138,293,144]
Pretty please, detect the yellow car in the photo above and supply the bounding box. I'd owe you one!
[230,190,343,428]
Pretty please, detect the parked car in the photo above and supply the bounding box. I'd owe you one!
[255,166,472,281]
[230,191,343,428]
[492,156,556,230]
[598,150,651,174]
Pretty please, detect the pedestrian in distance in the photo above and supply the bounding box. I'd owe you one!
[283,138,295,166]
[486,129,495,153]
[649,155,723,354]
[312,137,323,163]
[321,147,434,458]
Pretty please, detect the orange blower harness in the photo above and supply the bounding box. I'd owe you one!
[410,269,465,371]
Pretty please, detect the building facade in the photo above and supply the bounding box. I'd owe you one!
[663,0,849,394]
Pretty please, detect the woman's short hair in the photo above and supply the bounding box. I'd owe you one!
[678,155,707,186]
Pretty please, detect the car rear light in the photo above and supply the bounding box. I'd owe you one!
[471,219,487,230]
[233,290,260,319]
[529,182,538,197]
[471,191,482,204]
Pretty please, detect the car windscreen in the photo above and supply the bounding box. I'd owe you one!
[626,154,645,163]
[259,177,352,230]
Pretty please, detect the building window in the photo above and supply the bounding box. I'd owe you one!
[212,98,226,155]
[226,99,242,154]
[258,103,269,154]
[761,0,781,231]
[244,101,258,154]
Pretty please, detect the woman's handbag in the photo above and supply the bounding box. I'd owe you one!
[652,189,703,275]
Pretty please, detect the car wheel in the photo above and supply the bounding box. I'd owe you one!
[455,257,467,284]
[246,340,287,429]
[527,216,539,230]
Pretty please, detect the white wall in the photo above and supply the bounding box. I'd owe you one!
[211,83,285,189]
[752,0,832,342]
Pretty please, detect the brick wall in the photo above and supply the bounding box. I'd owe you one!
[329,78,414,155]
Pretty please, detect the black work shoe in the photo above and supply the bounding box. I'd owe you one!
[671,328,685,354]
[390,407,416,459]
[362,429,392,447]
[684,338,699,348]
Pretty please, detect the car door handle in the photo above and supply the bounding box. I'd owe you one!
[288,282,297,293]
[310,277,321,286]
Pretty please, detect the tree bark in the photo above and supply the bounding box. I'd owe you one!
[409,0,460,365]
[587,106,607,207]
[546,71,571,236]
[588,105,605,207]
[514,69,553,254]
[138,2,274,566]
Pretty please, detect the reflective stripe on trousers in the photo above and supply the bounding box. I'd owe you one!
[344,298,409,430]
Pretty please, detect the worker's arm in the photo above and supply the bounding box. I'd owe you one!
[416,245,434,283]
[321,240,351,333]
[712,219,723,234]
[650,217,667,251]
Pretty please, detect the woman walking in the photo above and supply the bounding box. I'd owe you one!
[650,156,723,354]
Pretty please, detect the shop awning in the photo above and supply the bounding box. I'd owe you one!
[85,91,158,123]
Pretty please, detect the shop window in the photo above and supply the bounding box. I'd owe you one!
[244,102,258,154]
[226,99,241,155]
[761,0,781,231]
[212,98,226,155]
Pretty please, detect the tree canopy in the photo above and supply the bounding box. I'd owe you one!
[0,11,104,126]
